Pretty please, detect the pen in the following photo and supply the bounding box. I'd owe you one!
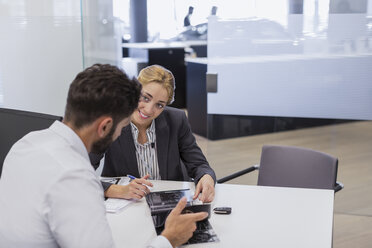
[127,174,136,181]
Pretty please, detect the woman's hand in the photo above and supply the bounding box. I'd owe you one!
[193,174,215,203]
[105,174,153,200]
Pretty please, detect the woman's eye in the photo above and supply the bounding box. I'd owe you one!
[157,104,164,109]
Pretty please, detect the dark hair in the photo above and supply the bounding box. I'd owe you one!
[64,64,141,129]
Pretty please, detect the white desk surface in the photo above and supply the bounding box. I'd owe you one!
[122,41,207,49]
[107,180,334,248]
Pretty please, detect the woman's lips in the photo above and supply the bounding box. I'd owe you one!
[139,110,149,119]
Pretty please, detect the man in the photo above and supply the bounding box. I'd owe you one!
[0,64,207,248]
[183,6,194,27]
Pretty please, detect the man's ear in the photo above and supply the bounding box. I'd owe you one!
[97,117,113,138]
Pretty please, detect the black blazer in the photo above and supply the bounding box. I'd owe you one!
[90,107,216,191]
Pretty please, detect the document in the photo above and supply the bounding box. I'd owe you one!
[102,177,133,213]
[145,189,219,245]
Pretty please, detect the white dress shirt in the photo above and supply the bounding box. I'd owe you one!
[0,121,171,248]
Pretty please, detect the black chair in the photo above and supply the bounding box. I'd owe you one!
[0,108,62,177]
[218,145,344,192]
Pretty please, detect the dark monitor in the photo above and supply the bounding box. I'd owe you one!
[0,108,62,177]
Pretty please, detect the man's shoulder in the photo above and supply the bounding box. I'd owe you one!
[3,129,89,188]
[11,128,53,156]
[15,128,90,173]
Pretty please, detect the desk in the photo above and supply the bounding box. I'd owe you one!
[107,181,334,247]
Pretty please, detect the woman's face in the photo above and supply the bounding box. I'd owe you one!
[131,82,169,128]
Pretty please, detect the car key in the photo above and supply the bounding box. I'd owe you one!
[213,207,232,214]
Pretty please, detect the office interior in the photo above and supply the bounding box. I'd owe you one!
[0,0,371,247]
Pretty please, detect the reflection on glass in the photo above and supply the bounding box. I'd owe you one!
[206,0,372,121]
[208,1,372,57]
[81,0,122,68]
[0,0,83,116]
[113,0,130,42]
[144,0,288,42]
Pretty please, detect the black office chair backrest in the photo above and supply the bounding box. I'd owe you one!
[0,108,62,177]
[257,145,338,190]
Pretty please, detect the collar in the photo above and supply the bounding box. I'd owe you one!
[49,121,90,162]
[130,120,156,145]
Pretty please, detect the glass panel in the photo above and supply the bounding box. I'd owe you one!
[113,0,130,41]
[81,0,123,68]
[199,6,372,244]
[0,0,83,116]
[207,0,372,120]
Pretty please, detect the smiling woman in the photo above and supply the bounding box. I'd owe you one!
[131,66,172,129]
[90,65,216,203]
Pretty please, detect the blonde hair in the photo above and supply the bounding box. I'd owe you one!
[137,65,175,104]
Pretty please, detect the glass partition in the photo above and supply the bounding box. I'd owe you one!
[197,5,372,246]
[0,0,123,116]
[0,0,83,116]
[207,3,372,120]
[81,0,123,68]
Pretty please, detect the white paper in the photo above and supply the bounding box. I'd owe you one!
[104,177,133,213]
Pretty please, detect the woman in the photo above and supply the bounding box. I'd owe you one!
[91,65,216,202]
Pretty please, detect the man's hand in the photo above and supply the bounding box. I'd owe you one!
[104,174,153,199]
[193,174,215,203]
[161,197,208,247]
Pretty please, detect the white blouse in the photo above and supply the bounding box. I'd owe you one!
[131,121,161,180]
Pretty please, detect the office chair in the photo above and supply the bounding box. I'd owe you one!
[0,108,62,177]
[217,145,344,192]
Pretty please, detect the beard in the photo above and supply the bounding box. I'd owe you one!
[91,123,116,154]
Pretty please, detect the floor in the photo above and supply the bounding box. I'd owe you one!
[194,121,372,248]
